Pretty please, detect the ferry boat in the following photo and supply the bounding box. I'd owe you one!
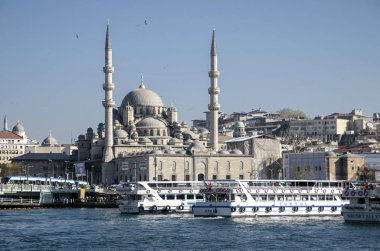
[116,181,205,214]
[193,180,348,218]
[341,181,380,222]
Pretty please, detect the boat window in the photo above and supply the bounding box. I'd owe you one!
[167,195,175,200]
[268,195,275,201]
[238,194,247,202]
[196,194,204,200]
[260,195,267,201]
[358,198,365,204]
[159,195,165,200]
[301,195,308,201]
[176,194,185,200]
[277,195,284,201]
[187,194,194,200]
[311,196,317,201]
[326,195,333,201]
[318,195,325,201]
[231,194,236,202]
[285,195,293,201]
[294,195,301,201]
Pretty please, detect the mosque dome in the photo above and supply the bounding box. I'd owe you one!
[136,117,167,128]
[235,121,245,128]
[218,150,230,155]
[186,140,208,154]
[114,129,128,139]
[168,137,182,145]
[12,122,25,133]
[121,85,164,108]
[42,132,58,146]
[230,149,243,155]
[182,131,199,140]
[150,149,163,155]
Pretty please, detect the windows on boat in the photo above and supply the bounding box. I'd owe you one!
[301,195,309,201]
[187,194,194,200]
[177,194,185,200]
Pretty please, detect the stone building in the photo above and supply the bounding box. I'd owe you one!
[0,117,29,164]
[283,151,365,180]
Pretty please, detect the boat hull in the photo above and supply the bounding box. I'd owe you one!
[193,204,343,218]
[342,211,380,222]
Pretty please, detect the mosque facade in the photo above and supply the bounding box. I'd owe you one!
[76,25,280,185]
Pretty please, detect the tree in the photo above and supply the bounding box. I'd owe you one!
[277,108,308,119]
[0,163,24,178]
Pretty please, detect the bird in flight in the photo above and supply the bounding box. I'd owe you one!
[144,20,148,25]
[76,34,79,39]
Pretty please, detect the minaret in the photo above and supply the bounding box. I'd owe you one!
[208,29,220,151]
[3,115,8,131]
[102,24,115,162]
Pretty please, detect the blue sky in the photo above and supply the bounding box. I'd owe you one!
[0,0,379,144]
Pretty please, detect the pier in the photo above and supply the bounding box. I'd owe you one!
[0,184,118,209]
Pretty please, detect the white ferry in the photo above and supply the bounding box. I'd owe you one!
[116,181,205,214]
[193,180,348,218]
[341,181,380,222]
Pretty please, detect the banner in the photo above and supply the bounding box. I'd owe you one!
[74,162,86,177]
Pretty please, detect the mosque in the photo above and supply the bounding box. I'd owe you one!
[76,25,281,185]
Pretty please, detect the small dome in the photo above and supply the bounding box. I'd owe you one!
[235,121,245,128]
[325,151,337,157]
[42,132,58,146]
[182,131,199,140]
[136,117,167,128]
[218,150,230,154]
[184,138,193,145]
[86,127,93,133]
[78,134,85,140]
[12,122,25,133]
[121,85,164,108]
[150,149,163,155]
[139,137,152,143]
[181,121,188,126]
[164,149,176,154]
[187,140,207,154]
[168,137,181,145]
[114,129,128,139]
[230,149,243,155]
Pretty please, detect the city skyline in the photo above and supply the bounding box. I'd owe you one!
[1,0,379,144]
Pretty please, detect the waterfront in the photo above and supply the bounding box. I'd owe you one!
[1,208,379,250]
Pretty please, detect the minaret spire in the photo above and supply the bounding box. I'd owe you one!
[139,73,145,88]
[208,29,220,151]
[3,115,8,131]
[102,23,115,163]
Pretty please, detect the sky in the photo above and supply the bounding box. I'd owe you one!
[0,0,379,144]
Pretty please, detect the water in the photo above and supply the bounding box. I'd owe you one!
[1,208,379,250]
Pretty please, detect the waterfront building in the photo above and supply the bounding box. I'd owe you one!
[0,116,29,164]
[283,151,365,180]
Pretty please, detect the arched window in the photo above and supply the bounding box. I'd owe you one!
[198,173,205,181]
[240,161,244,170]
[227,161,231,171]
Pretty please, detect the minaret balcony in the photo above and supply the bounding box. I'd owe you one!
[208,103,220,111]
[208,70,220,78]
[208,87,220,95]
[102,100,115,108]
[103,66,114,74]
[103,83,115,91]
